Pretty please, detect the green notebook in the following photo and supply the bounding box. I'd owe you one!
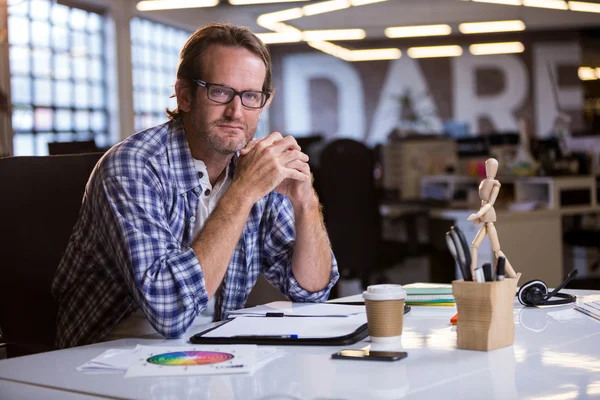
[403,283,453,295]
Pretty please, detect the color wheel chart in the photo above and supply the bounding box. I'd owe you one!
[147,351,234,366]
[124,345,255,377]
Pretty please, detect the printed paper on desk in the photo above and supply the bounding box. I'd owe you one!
[77,345,144,373]
[574,300,600,322]
[227,301,365,318]
[124,345,258,378]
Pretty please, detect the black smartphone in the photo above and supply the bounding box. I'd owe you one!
[331,349,408,362]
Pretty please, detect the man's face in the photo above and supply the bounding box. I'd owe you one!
[188,45,267,155]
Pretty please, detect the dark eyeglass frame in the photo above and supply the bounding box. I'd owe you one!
[192,79,270,109]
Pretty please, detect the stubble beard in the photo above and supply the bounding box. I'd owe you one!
[191,114,256,156]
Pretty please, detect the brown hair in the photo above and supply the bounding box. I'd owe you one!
[166,23,273,120]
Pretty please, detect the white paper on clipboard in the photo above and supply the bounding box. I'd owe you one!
[202,314,368,339]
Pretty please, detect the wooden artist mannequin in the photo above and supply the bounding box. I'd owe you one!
[467,158,517,279]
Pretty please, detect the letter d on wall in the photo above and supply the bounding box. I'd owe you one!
[282,53,365,140]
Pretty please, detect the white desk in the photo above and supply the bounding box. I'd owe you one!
[1,290,600,400]
[0,380,98,400]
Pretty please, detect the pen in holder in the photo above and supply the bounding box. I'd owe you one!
[452,278,518,351]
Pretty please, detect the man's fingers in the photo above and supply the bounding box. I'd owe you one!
[279,150,309,165]
[247,133,300,158]
[240,138,263,155]
[285,159,310,174]
[256,132,284,150]
[269,135,300,154]
[283,167,310,182]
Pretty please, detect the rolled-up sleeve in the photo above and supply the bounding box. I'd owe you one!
[261,195,339,302]
[101,175,208,338]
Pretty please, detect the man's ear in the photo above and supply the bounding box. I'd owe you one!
[174,79,192,113]
[264,89,275,109]
[259,90,274,118]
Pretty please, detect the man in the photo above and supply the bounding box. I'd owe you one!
[52,23,338,348]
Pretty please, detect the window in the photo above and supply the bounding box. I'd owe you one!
[8,0,108,156]
[130,18,190,132]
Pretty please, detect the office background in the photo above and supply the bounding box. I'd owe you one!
[1,0,599,156]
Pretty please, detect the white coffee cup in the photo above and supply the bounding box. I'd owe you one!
[362,284,407,343]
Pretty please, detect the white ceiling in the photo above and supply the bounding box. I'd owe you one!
[134,0,600,39]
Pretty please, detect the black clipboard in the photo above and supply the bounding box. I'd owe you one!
[189,319,369,346]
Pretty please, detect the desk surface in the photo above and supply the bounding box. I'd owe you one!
[1,290,600,400]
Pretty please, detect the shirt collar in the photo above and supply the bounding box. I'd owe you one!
[167,118,238,195]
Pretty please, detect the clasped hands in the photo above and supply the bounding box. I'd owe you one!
[235,132,315,207]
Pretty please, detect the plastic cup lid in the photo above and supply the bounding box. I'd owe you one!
[363,284,406,301]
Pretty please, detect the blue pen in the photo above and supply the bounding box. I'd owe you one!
[234,334,299,339]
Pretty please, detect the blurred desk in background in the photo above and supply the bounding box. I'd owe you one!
[435,208,564,287]
[381,204,584,287]
[379,174,600,287]
[379,201,454,284]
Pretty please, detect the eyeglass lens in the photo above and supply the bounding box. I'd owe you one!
[207,85,265,108]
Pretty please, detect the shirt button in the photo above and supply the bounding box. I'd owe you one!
[198,171,203,179]
[204,189,210,196]
[190,216,196,222]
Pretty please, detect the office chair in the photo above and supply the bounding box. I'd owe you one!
[48,140,100,155]
[317,139,455,293]
[0,153,103,357]
[317,139,381,289]
[319,139,441,292]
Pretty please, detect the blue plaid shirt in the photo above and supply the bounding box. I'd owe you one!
[52,119,339,348]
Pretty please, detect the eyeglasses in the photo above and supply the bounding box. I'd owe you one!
[192,79,270,109]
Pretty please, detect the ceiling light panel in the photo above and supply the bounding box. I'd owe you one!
[347,48,401,61]
[578,67,598,80]
[384,24,452,38]
[568,1,600,13]
[302,29,366,41]
[308,41,351,60]
[522,0,568,10]
[459,20,525,34]
[257,8,304,24]
[407,45,463,58]
[256,32,303,43]
[469,41,525,55]
[308,41,400,61]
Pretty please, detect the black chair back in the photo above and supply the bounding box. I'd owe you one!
[318,139,380,281]
[48,140,99,155]
[0,153,103,357]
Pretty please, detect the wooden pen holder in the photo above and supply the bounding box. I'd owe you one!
[452,278,518,351]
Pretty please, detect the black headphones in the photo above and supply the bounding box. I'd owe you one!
[517,269,578,307]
